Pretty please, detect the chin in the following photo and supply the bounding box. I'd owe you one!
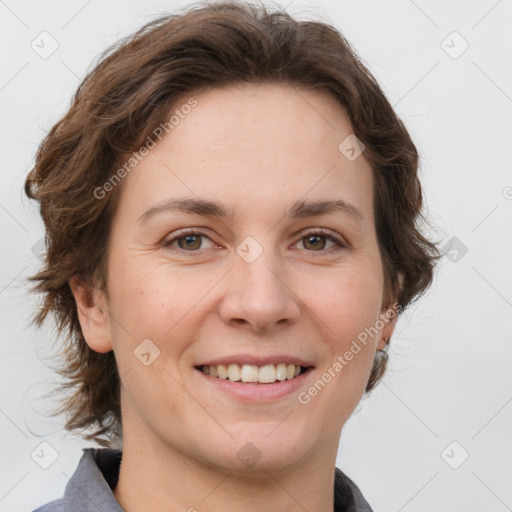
[195,425,315,474]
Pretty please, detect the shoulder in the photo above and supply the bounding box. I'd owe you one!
[30,447,123,512]
[334,467,374,512]
[31,498,65,512]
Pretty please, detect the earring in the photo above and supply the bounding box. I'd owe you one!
[374,337,390,363]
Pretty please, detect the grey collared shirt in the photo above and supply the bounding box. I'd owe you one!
[32,448,374,512]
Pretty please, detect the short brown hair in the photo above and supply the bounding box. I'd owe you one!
[25,0,441,447]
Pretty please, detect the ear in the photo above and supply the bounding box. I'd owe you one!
[377,272,403,350]
[69,275,113,353]
[377,301,400,351]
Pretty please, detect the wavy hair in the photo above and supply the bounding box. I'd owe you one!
[25,0,442,447]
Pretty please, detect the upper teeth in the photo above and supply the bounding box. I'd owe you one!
[201,363,302,383]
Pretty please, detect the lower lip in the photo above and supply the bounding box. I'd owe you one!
[195,367,314,402]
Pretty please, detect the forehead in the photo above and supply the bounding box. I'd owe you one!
[116,83,374,225]
[172,83,354,154]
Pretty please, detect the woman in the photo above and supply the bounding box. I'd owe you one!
[27,1,440,510]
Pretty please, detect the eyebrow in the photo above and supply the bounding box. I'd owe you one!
[138,197,365,223]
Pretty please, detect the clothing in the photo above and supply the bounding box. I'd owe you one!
[32,448,374,511]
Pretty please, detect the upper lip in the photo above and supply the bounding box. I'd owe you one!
[196,354,314,367]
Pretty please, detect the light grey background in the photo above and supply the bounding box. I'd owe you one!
[1,1,511,511]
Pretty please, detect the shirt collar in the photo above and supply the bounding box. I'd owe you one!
[63,448,123,512]
[63,448,373,511]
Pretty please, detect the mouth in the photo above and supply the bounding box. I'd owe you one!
[194,363,311,384]
[194,363,314,401]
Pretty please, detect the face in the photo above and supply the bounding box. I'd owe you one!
[74,83,397,473]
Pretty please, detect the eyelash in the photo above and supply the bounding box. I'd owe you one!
[162,228,347,255]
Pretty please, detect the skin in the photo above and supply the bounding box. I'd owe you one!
[71,83,398,512]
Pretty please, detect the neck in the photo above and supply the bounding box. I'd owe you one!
[113,423,338,512]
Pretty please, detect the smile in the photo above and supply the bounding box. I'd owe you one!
[197,363,308,384]
[195,363,314,402]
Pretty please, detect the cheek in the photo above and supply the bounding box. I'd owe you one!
[303,263,383,408]
[314,264,384,344]
[105,260,199,411]
[108,257,190,334]
[106,256,222,370]
[301,267,382,420]
[108,248,383,346]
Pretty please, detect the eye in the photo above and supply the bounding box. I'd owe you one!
[163,227,346,255]
[294,229,346,253]
[162,229,215,252]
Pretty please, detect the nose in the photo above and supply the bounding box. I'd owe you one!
[218,247,300,333]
